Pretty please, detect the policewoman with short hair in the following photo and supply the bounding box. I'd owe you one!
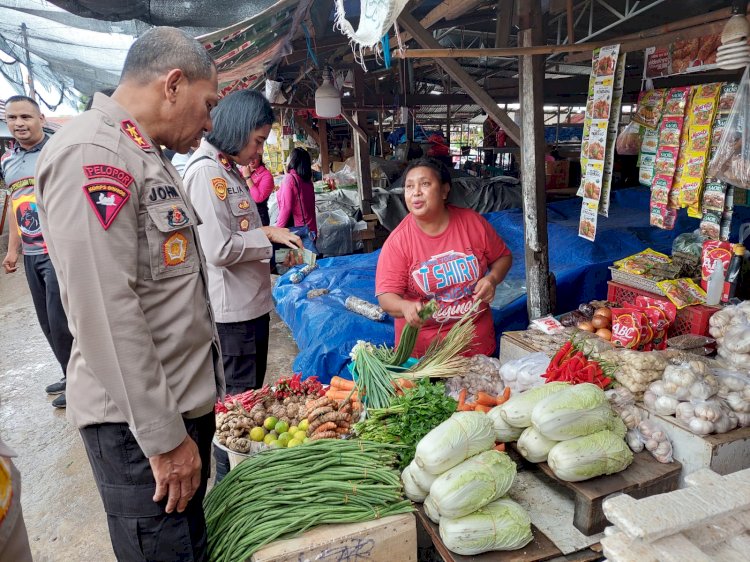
[183,89,301,483]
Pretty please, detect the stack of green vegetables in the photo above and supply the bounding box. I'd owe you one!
[490,382,633,482]
[401,411,534,555]
[204,440,412,562]
[353,379,457,469]
[351,300,479,410]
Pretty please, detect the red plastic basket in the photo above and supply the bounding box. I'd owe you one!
[606,281,719,337]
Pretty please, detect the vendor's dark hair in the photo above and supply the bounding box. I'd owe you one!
[206,90,276,156]
[288,147,312,182]
[404,157,452,187]
[5,95,40,112]
[121,27,215,84]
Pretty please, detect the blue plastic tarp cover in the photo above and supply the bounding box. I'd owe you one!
[273,187,750,382]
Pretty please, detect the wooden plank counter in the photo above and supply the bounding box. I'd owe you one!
[532,452,682,536]
[415,506,566,562]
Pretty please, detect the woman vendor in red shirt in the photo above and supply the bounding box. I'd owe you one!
[375,157,512,357]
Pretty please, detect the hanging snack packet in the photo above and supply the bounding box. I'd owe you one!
[663,87,692,116]
[717,82,739,114]
[700,211,722,240]
[633,89,667,129]
[656,278,707,309]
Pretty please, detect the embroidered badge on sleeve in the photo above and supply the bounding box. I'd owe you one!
[212,177,227,200]
[82,164,134,188]
[120,120,152,150]
[238,199,250,210]
[82,182,131,230]
[167,205,190,228]
[239,218,250,231]
[163,233,188,266]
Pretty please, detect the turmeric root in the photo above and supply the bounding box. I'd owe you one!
[312,421,337,435]
[308,406,333,424]
[309,431,337,441]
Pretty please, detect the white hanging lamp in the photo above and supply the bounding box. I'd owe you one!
[314,67,341,118]
[717,1,750,70]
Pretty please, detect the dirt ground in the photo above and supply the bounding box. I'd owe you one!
[0,230,299,561]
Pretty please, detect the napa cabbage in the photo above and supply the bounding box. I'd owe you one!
[531,383,612,440]
[414,411,495,474]
[439,497,533,555]
[499,382,570,428]
[430,450,516,518]
[547,429,634,482]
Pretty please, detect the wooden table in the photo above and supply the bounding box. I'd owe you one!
[415,506,600,562]
[532,451,682,536]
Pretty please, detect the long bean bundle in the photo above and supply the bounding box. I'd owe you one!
[204,440,413,562]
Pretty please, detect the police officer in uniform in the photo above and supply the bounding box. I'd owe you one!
[35,27,223,561]
[183,89,301,482]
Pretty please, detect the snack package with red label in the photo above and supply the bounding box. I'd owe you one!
[611,308,643,349]
[701,239,732,290]
[635,296,677,327]
[656,278,707,309]
[623,304,658,351]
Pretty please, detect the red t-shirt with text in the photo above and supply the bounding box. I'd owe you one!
[375,206,511,357]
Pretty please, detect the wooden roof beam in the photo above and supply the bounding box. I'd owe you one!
[397,11,521,145]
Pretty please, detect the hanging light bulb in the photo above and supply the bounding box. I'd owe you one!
[717,1,750,69]
[315,67,341,118]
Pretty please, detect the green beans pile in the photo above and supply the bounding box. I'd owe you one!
[204,439,413,562]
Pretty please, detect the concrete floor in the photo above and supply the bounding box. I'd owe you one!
[0,230,299,561]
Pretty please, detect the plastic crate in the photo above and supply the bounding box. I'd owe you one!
[607,281,719,337]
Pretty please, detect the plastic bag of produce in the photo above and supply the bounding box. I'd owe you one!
[499,382,570,428]
[487,406,525,442]
[714,368,750,420]
[547,429,634,482]
[616,121,642,155]
[498,353,550,393]
[634,419,674,463]
[414,411,496,474]
[401,464,428,502]
[430,450,516,518]
[708,67,750,189]
[439,498,533,555]
[531,383,612,440]
[516,427,558,463]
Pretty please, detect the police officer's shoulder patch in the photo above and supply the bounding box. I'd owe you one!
[120,120,152,150]
[83,164,134,188]
[217,153,232,171]
[212,177,227,200]
[82,182,131,230]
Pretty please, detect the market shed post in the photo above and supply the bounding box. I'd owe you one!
[519,0,553,320]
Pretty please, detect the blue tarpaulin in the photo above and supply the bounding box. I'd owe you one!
[273,187,750,382]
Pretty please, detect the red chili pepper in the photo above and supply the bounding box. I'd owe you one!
[551,342,572,369]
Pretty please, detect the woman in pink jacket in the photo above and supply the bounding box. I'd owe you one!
[240,155,274,226]
[276,147,317,236]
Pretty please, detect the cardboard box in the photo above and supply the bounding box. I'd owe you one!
[251,513,417,562]
[545,160,570,189]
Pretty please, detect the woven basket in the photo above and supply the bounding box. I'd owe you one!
[608,267,664,295]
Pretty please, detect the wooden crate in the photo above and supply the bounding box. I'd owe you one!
[637,406,750,486]
[513,449,682,536]
[414,505,601,562]
[499,332,539,364]
[251,513,417,562]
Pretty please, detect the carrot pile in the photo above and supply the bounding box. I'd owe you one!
[457,387,512,412]
[326,375,416,408]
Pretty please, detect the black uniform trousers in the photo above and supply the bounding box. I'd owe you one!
[80,413,215,562]
[23,253,73,377]
[213,313,270,482]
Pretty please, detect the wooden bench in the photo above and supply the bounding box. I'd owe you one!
[415,506,601,562]
[530,451,682,536]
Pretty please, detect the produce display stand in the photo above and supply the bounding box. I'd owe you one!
[251,513,417,562]
[637,406,750,485]
[413,506,601,562]
[522,451,682,536]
